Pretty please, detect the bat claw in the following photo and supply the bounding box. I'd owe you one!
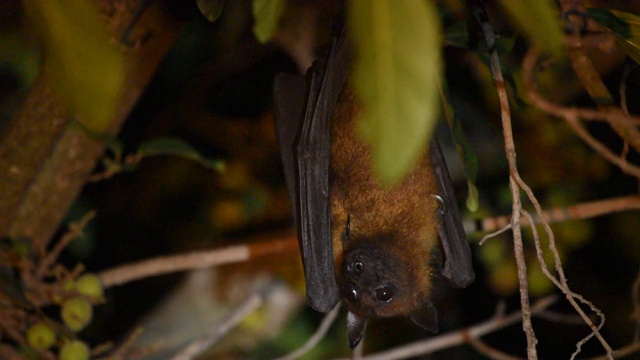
[431,194,447,216]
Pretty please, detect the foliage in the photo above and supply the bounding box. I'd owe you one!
[589,8,640,64]
[23,0,125,132]
[348,0,443,184]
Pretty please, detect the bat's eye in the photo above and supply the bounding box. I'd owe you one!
[374,286,394,303]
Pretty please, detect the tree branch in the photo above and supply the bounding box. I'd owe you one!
[275,303,342,360]
[170,288,266,360]
[522,47,640,179]
[473,195,640,234]
[99,232,298,288]
[558,0,640,152]
[475,4,538,358]
[0,0,182,250]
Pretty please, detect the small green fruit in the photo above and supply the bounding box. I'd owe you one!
[61,297,93,331]
[26,322,55,350]
[75,274,104,300]
[59,340,90,360]
[62,279,76,293]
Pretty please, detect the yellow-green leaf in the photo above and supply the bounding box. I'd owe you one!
[439,83,480,212]
[466,180,479,212]
[24,0,125,132]
[252,0,285,44]
[588,8,640,65]
[497,0,564,54]
[349,0,443,184]
[138,137,225,172]
[197,0,226,22]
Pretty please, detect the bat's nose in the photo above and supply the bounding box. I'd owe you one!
[346,261,365,274]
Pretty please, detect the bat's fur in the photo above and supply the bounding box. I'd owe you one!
[330,86,441,319]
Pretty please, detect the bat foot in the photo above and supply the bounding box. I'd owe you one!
[409,301,439,333]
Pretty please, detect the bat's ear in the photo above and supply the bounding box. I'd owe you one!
[346,311,367,349]
[409,301,439,333]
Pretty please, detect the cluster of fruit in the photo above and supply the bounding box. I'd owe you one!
[25,273,104,360]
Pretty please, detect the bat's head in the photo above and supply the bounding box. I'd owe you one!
[337,234,439,334]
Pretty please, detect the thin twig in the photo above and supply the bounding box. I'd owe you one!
[479,224,511,246]
[468,337,523,360]
[522,47,640,179]
[97,327,144,360]
[330,296,557,360]
[520,48,617,360]
[99,233,298,288]
[588,341,640,360]
[275,303,342,360]
[170,290,265,360]
[519,209,611,359]
[36,211,96,278]
[473,195,640,234]
[475,4,538,358]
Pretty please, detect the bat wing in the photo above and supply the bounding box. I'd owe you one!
[273,30,350,313]
[273,73,306,216]
[430,139,475,288]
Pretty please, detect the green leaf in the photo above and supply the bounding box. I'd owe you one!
[588,8,640,65]
[137,137,225,172]
[197,0,226,22]
[439,84,479,212]
[497,0,564,54]
[466,180,479,212]
[252,0,285,44]
[24,0,125,132]
[348,0,443,184]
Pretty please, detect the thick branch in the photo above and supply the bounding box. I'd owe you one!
[0,1,182,250]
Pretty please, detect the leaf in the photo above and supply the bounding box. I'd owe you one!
[438,84,479,212]
[197,0,226,22]
[497,0,564,55]
[252,0,285,44]
[137,137,225,172]
[348,0,443,184]
[465,180,479,212]
[24,0,125,132]
[588,8,640,65]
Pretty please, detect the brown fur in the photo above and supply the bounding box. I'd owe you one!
[330,86,441,319]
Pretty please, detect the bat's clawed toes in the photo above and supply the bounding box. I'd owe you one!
[409,301,439,333]
[346,310,367,349]
[431,194,447,217]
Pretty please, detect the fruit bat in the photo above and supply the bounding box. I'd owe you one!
[273,29,474,349]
